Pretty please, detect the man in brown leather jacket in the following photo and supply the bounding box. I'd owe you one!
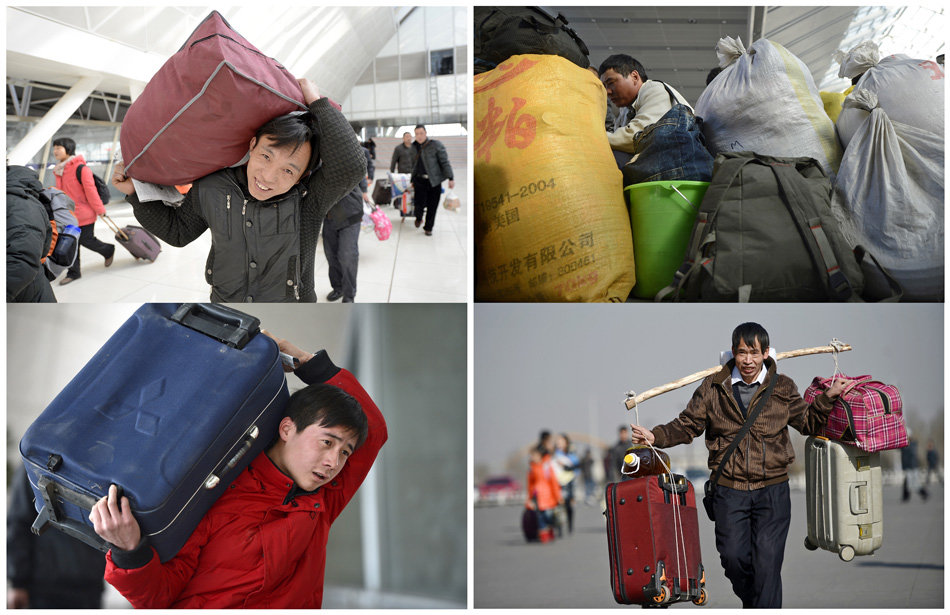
[631,322,849,608]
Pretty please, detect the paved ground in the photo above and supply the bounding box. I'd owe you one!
[474,483,943,608]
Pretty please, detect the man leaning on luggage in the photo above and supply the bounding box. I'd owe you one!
[111,78,366,303]
[89,337,387,608]
[599,54,712,185]
[630,323,849,608]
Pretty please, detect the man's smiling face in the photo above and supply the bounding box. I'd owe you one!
[245,135,311,201]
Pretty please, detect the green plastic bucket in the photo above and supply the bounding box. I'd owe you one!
[625,180,710,299]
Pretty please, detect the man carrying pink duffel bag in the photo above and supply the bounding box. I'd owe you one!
[111,11,366,303]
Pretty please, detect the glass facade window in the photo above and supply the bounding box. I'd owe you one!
[430,48,454,76]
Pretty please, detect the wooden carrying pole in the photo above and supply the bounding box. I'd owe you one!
[624,342,852,409]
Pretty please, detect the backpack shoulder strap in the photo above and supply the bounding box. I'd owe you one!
[768,161,854,300]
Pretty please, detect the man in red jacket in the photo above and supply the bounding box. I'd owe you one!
[89,339,387,608]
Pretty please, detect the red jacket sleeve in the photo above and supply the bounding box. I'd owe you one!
[103,514,211,608]
[80,165,106,213]
[295,350,388,522]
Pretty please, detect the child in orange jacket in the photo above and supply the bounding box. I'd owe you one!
[525,447,562,542]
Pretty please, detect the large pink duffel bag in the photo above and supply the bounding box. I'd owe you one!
[120,11,307,186]
[804,374,907,452]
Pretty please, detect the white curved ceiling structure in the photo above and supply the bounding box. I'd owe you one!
[7,6,413,103]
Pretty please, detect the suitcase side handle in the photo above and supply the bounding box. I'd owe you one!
[202,425,260,490]
[171,303,261,349]
[31,475,114,554]
[849,481,869,515]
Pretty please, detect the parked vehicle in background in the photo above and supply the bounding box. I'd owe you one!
[478,476,523,506]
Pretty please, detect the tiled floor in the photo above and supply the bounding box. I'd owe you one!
[50,174,468,303]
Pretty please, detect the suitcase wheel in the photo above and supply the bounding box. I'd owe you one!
[838,545,855,562]
[803,537,818,551]
[650,584,669,605]
[691,588,708,606]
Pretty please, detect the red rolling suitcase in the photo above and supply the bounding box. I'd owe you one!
[605,473,707,607]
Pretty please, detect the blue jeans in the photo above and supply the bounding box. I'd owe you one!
[620,103,714,186]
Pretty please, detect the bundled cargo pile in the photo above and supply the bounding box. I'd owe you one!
[474,54,635,302]
[831,41,945,301]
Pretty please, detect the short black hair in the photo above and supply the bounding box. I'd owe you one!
[255,112,321,176]
[402,131,411,137]
[414,124,426,132]
[732,322,770,353]
[598,54,648,81]
[285,383,368,449]
[706,67,723,86]
[53,137,76,156]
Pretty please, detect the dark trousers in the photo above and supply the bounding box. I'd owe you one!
[322,221,360,300]
[412,178,442,232]
[712,482,791,608]
[66,221,115,279]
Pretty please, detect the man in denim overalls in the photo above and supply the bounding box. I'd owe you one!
[599,54,713,186]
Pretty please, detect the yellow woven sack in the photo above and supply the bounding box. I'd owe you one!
[474,54,635,302]
[820,85,855,124]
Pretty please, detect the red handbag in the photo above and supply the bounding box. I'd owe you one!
[804,374,907,452]
[120,11,306,185]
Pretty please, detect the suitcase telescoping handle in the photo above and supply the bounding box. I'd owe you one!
[31,475,117,554]
[171,303,261,350]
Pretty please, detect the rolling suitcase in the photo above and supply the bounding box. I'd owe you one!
[804,436,883,561]
[372,178,392,205]
[605,474,707,606]
[20,303,289,562]
[102,214,162,261]
[521,507,539,542]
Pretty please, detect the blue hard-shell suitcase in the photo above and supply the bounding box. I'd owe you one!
[19,303,289,562]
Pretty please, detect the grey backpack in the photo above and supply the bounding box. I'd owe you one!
[658,152,875,302]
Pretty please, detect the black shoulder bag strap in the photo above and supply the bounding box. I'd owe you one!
[705,371,778,498]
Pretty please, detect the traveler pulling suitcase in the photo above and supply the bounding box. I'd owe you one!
[101,214,162,262]
[803,436,883,561]
[605,473,707,606]
[19,303,289,562]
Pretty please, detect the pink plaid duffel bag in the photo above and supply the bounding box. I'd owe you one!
[803,374,907,452]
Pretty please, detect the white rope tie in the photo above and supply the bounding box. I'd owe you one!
[625,392,690,595]
[829,338,844,382]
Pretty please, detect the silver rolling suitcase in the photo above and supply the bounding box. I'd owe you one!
[804,436,883,561]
